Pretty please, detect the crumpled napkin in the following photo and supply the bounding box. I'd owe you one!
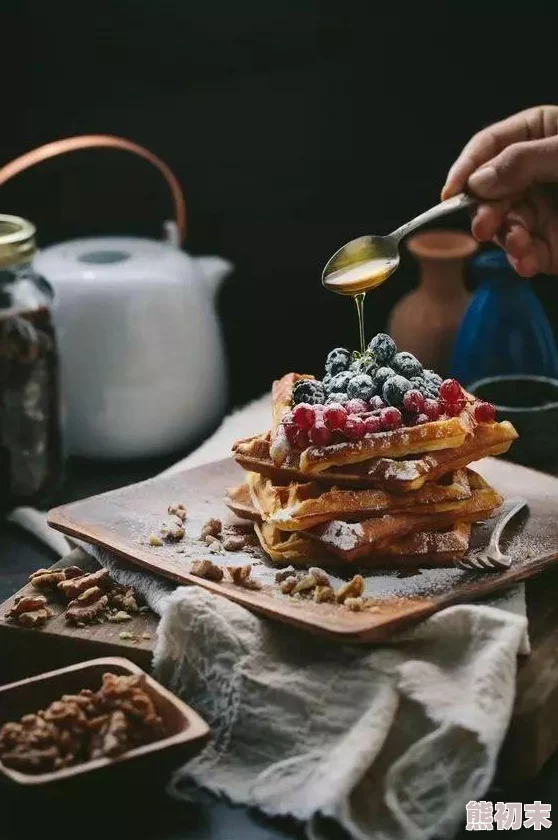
[85,540,528,840]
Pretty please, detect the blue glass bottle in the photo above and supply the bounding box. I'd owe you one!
[449,249,558,386]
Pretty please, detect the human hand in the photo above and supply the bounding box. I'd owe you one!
[442,105,558,277]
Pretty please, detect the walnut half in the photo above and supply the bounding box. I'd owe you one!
[190,559,224,582]
[336,575,365,604]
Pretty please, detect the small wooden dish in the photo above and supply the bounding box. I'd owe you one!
[0,657,209,787]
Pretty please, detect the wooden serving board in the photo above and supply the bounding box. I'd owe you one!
[0,549,158,684]
[3,552,558,783]
[46,456,558,644]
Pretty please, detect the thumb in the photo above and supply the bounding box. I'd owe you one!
[468,136,558,198]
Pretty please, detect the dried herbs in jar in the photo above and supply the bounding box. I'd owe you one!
[0,215,62,513]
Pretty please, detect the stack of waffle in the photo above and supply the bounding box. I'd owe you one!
[227,373,518,567]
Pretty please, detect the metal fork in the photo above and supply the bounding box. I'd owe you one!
[456,498,528,572]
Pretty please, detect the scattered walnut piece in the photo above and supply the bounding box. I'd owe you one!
[167,502,187,521]
[314,585,335,603]
[292,574,317,594]
[28,568,66,589]
[148,533,163,547]
[222,535,247,552]
[106,611,132,623]
[200,518,222,539]
[226,522,254,536]
[204,534,223,552]
[345,597,364,612]
[17,609,51,628]
[227,564,251,585]
[119,632,138,642]
[275,566,296,583]
[227,564,262,590]
[66,588,108,625]
[159,517,185,542]
[308,567,330,587]
[107,586,138,614]
[190,559,224,582]
[336,575,365,604]
[7,594,48,617]
[279,576,298,594]
[64,566,85,579]
[58,568,111,600]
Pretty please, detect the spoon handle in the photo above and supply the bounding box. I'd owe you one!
[391,193,475,243]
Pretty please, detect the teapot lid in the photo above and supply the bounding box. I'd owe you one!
[34,235,188,284]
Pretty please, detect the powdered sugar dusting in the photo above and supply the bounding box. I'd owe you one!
[315,520,364,551]
[383,461,422,481]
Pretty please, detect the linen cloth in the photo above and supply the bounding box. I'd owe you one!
[11,394,529,840]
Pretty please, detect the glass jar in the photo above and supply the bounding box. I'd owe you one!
[449,249,558,386]
[0,215,63,513]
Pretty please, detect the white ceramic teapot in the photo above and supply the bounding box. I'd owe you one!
[0,136,231,459]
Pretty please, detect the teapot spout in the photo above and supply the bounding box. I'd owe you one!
[197,255,233,297]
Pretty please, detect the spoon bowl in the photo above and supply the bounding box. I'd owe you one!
[322,193,475,293]
[322,235,400,295]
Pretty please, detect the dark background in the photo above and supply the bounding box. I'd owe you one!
[2,0,558,409]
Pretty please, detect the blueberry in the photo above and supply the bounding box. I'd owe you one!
[383,375,414,407]
[350,356,376,377]
[373,366,395,391]
[347,373,375,401]
[411,376,437,398]
[393,352,423,379]
[326,392,349,405]
[424,369,443,388]
[292,379,325,406]
[329,370,354,394]
[322,375,333,394]
[325,347,351,376]
[367,333,397,365]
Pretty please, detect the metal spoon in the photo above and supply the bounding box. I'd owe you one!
[322,192,475,294]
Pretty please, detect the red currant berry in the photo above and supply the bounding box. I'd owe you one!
[380,406,402,430]
[283,422,299,446]
[365,415,382,434]
[474,401,496,423]
[439,378,463,403]
[309,422,333,446]
[292,402,315,430]
[294,428,310,449]
[323,402,347,430]
[345,415,366,439]
[368,395,385,411]
[402,389,425,415]
[423,398,442,420]
[345,398,368,415]
[414,413,429,425]
[443,398,466,417]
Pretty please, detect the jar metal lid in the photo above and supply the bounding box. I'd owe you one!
[0,214,36,268]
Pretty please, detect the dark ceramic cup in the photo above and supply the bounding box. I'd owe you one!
[468,375,558,468]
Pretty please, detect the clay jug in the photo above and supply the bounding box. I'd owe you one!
[388,229,477,376]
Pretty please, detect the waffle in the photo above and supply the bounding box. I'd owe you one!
[306,472,501,562]
[270,373,476,471]
[247,469,479,532]
[233,419,517,494]
[254,518,471,567]
[228,366,517,569]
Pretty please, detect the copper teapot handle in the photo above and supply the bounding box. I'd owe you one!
[0,134,187,244]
